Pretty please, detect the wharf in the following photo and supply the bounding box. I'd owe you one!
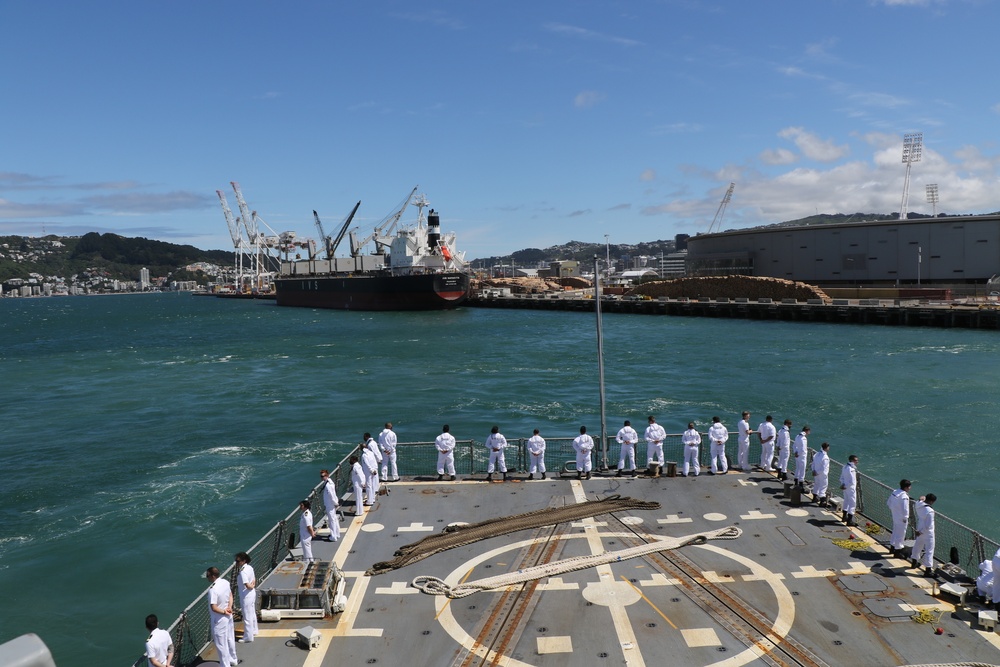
[469,294,1000,329]
[185,463,1000,667]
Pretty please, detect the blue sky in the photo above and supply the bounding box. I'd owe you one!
[1,0,998,258]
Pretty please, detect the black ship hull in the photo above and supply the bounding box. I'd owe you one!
[274,271,471,311]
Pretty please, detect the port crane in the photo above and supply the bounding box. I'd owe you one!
[216,190,248,289]
[708,182,735,234]
[314,201,361,260]
[350,186,418,257]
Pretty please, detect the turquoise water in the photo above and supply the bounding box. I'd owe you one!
[1,294,998,666]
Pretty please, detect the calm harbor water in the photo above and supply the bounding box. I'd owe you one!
[1,293,998,666]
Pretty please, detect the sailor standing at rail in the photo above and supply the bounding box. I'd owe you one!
[811,442,830,506]
[616,420,639,476]
[736,411,753,472]
[644,415,666,470]
[757,415,777,472]
[792,425,810,487]
[299,500,317,561]
[681,422,701,477]
[775,419,792,480]
[886,479,911,558]
[485,425,508,482]
[573,425,594,480]
[976,557,993,601]
[527,429,546,480]
[143,614,174,667]
[708,416,729,474]
[320,469,340,541]
[235,551,256,644]
[364,432,383,494]
[435,424,456,481]
[839,455,858,526]
[379,422,399,482]
[205,566,238,667]
[350,455,365,515]
[361,436,380,505]
[910,493,937,577]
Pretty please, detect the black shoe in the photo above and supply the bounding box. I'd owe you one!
[502,473,507,481]
[577,472,583,479]
[846,514,856,527]
[923,568,934,578]
[541,472,547,480]
[585,471,592,480]
[437,474,443,481]
[528,473,534,480]
[911,559,919,570]
[616,470,622,477]
[450,475,456,481]
[486,473,493,482]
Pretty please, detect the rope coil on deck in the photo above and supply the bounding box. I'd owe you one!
[366,494,660,576]
[411,525,742,598]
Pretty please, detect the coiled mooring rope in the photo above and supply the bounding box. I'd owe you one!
[411,525,743,598]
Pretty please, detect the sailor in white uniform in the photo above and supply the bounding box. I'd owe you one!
[976,558,993,600]
[708,416,729,474]
[527,429,546,480]
[616,420,638,476]
[681,422,701,477]
[299,500,316,561]
[485,425,508,481]
[839,455,858,525]
[757,415,777,471]
[144,614,174,667]
[573,425,594,479]
[350,455,366,515]
[775,419,792,480]
[320,469,340,541]
[886,479,911,557]
[811,441,830,506]
[235,551,257,643]
[361,444,378,505]
[792,425,810,486]
[378,422,399,481]
[205,566,237,667]
[910,493,937,576]
[435,425,456,481]
[644,416,666,468]
[992,547,1000,609]
[736,411,753,471]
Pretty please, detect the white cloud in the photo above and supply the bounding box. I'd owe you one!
[640,169,656,182]
[574,91,606,108]
[777,127,850,162]
[544,23,641,47]
[759,148,798,166]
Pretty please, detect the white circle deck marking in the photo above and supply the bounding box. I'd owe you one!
[360,522,385,532]
[785,509,810,517]
[704,512,728,522]
[431,531,795,667]
[620,516,644,525]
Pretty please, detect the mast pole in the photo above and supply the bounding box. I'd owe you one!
[595,255,608,470]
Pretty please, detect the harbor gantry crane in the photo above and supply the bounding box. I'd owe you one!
[216,190,247,290]
[708,182,735,234]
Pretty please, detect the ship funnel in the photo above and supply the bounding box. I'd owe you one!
[428,209,441,251]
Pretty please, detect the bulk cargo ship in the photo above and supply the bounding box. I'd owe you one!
[274,189,471,311]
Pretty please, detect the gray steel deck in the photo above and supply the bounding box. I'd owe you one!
[201,469,1000,667]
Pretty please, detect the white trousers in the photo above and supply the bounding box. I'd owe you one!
[794,454,807,482]
[776,446,790,473]
[842,488,857,515]
[646,443,664,466]
[737,440,750,470]
[710,444,728,473]
[813,472,828,498]
[365,472,378,504]
[683,445,700,476]
[889,512,908,549]
[576,451,592,472]
[760,442,775,471]
[353,481,364,515]
[436,451,455,475]
[240,589,258,641]
[300,533,313,561]
[488,449,507,474]
[912,531,935,568]
[618,445,636,471]
[211,616,237,667]
[325,507,340,541]
[529,453,546,474]
[381,451,398,480]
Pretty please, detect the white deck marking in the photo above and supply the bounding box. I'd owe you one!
[737,479,758,487]
[739,510,776,520]
[638,573,681,587]
[331,572,384,637]
[701,571,737,584]
[657,514,693,524]
[398,522,435,532]
[681,627,722,647]
[621,516,644,525]
[333,513,368,569]
[840,561,869,575]
[703,512,728,522]
[784,509,810,517]
[571,520,608,528]
[790,565,836,579]
[537,636,573,654]
[536,576,579,591]
[741,571,786,582]
[360,522,384,532]
[375,580,418,595]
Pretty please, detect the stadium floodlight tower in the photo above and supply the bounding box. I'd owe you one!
[926,183,939,217]
[898,132,923,220]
